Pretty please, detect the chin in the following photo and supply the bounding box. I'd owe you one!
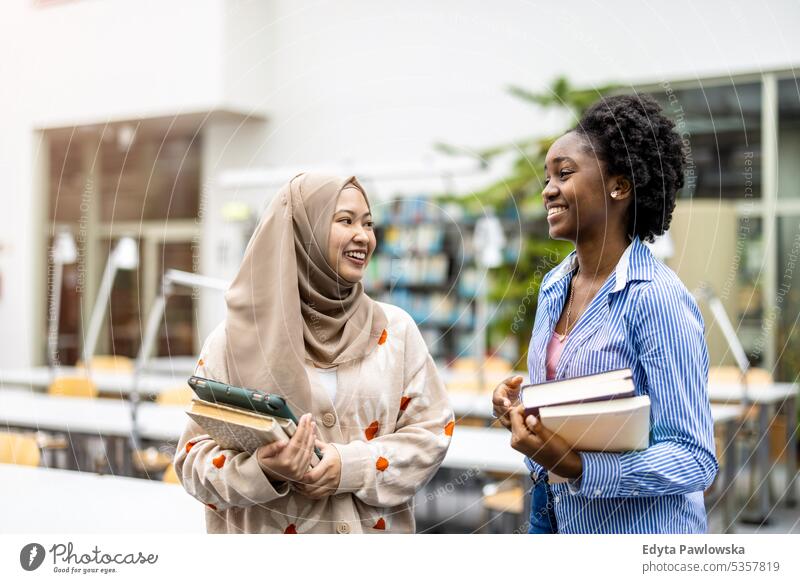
[341,269,364,283]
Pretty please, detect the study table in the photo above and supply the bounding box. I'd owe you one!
[0,366,185,398]
[0,463,206,534]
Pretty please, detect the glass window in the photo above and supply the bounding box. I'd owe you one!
[778,78,800,200]
[100,133,200,222]
[776,216,800,381]
[49,137,87,223]
[157,242,197,356]
[647,82,761,200]
[734,216,765,367]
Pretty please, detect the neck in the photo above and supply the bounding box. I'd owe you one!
[574,230,631,281]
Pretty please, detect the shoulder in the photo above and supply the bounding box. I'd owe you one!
[200,320,227,353]
[375,301,419,335]
[629,261,704,333]
[374,300,430,359]
[637,261,698,309]
[196,320,229,381]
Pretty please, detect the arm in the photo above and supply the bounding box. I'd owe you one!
[571,283,719,498]
[332,352,454,507]
[173,329,291,510]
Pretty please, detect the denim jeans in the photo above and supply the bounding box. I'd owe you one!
[527,473,558,534]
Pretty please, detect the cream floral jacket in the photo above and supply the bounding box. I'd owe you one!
[174,302,454,533]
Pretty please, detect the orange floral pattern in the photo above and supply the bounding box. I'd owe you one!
[284,524,298,534]
[376,457,389,472]
[212,454,226,468]
[365,420,380,441]
[378,329,388,345]
[185,441,196,453]
[444,420,455,436]
[373,517,386,530]
[399,396,412,411]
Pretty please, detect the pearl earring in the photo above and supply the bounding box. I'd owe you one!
[610,191,619,199]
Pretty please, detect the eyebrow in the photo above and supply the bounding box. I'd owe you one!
[334,208,373,218]
[544,156,576,170]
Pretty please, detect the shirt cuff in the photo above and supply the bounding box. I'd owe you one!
[568,451,622,498]
[331,440,372,494]
[240,452,291,501]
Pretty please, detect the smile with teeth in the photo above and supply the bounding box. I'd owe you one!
[547,206,568,217]
[344,250,367,261]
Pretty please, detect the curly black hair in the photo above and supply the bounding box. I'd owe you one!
[571,94,685,243]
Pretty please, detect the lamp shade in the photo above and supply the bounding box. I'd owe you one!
[113,237,139,270]
[53,231,77,264]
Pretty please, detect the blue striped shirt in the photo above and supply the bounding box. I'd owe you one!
[525,237,718,533]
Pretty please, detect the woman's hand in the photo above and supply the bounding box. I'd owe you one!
[508,404,583,480]
[294,440,342,499]
[256,413,317,483]
[492,375,524,430]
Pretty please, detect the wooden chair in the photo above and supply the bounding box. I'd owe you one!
[481,483,526,534]
[708,366,773,386]
[162,462,180,485]
[0,432,41,467]
[76,355,134,373]
[48,376,98,399]
[156,385,194,407]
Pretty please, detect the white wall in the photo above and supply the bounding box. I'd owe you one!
[233,0,800,173]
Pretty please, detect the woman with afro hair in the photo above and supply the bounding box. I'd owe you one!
[492,94,718,533]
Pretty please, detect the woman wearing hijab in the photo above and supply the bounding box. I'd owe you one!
[174,173,454,534]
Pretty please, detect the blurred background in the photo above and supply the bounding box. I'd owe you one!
[0,0,799,534]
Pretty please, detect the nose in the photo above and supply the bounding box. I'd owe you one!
[542,179,559,203]
[352,225,369,244]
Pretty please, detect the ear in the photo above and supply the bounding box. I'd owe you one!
[608,176,633,201]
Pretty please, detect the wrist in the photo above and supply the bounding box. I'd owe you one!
[554,453,583,480]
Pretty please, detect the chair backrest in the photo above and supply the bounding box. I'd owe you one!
[162,462,180,484]
[156,386,194,407]
[76,355,134,373]
[0,432,41,466]
[48,376,98,399]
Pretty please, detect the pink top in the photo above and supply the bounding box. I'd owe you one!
[545,330,566,380]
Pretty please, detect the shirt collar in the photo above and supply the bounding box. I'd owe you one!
[541,237,655,295]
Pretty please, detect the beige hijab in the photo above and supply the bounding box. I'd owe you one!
[223,173,388,416]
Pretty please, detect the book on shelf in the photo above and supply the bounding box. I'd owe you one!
[521,368,650,452]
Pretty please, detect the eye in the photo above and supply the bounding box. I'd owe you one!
[559,169,573,179]
[338,217,352,225]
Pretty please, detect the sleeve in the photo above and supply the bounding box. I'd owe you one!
[173,327,290,510]
[569,282,719,499]
[331,326,454,507]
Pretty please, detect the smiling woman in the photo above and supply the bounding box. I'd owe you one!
[174,172,454,534]
[493,95,718,534]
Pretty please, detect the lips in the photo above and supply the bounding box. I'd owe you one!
[547,205,568,221]
[343,249,367,266]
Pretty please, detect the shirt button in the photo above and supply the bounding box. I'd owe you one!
[594,489,602,496]
[554,495,561,504]
[321,412,336,428]
[336,522,351,534]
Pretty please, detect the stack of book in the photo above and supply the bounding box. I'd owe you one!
[187,399,300,455]
[522,368,650,452]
